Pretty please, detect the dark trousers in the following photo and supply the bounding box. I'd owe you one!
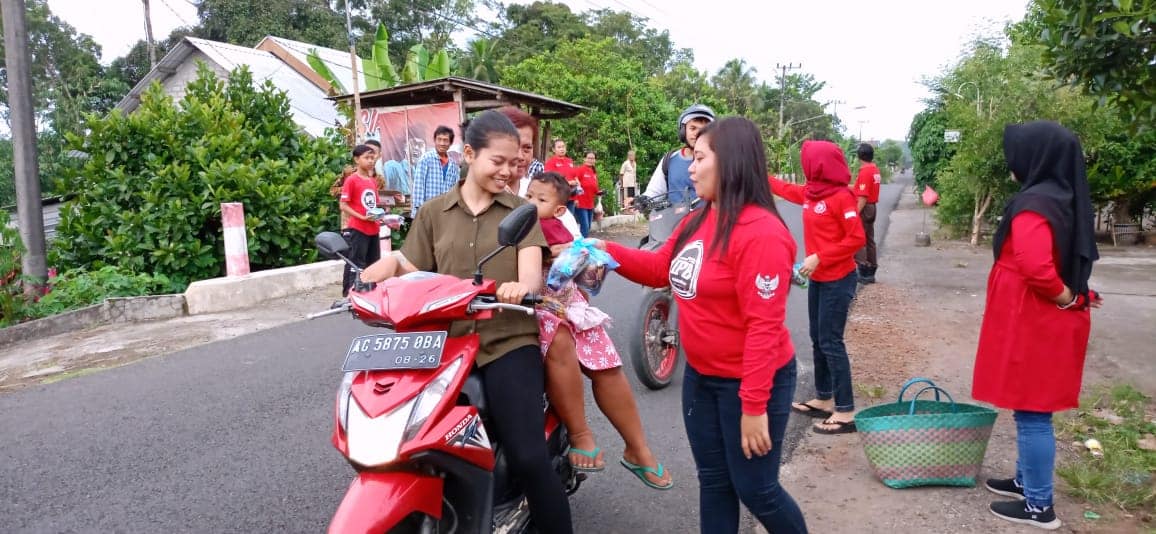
[808,270,857,412]
[479,345,573,533]
[855,203,877,270]
[341,228,381,296]
[683,360,808,534]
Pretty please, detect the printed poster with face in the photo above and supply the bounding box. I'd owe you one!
[358,102,463,194]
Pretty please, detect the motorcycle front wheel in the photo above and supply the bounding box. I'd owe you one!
[629,290,681,390]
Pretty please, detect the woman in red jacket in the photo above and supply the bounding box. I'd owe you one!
[595,117,807,533]
[975,121,1101,530]
[769,141,865,434]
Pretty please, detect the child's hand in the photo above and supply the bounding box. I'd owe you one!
[550,244,569,258]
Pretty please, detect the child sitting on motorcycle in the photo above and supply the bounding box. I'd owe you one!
[524,171,673,490]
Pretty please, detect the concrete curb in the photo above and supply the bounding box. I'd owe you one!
[593,213,643,233]
[183,260,343,315]
[0,294,186,347]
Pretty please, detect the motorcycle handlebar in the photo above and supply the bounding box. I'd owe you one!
[469,294,541,315]
[307,304,349,320]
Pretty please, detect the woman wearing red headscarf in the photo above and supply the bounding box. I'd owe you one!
[769,141,865,434]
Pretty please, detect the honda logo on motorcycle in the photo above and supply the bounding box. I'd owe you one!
[669,240,703,300]
[445,415,491,450]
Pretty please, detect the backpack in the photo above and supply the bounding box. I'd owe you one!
[660,149,680,183]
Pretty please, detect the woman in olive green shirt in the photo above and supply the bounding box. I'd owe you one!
[360,110,572,533]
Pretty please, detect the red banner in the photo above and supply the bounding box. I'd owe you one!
[358,102,462,194]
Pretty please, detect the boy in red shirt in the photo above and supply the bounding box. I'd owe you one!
[853,144,882,283]
[339,144,383,296]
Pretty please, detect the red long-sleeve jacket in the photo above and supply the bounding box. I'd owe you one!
[972,212,1091,412]
[769,178,865,282]
[606,205,797,415]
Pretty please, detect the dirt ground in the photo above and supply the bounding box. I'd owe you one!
[776,186,1155,534]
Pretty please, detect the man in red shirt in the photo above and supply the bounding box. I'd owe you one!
[853,144,882,284]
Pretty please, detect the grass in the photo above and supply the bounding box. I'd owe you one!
[1055,384,1156,515]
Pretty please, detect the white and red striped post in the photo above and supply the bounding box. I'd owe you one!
[221,202,250,277]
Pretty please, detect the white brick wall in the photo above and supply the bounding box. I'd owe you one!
[161,52,228,102]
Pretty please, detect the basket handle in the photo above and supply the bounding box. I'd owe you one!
[908,386,958,415]
[897,378,940,404]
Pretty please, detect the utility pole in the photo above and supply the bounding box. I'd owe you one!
[344,0,363,143]
[142,0,157,69]
[776,62,801,134]
[1,0,48,292]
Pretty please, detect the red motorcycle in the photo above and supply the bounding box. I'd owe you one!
[309,204,582,533]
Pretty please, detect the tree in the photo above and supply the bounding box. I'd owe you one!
[497,1,588,67]
[1032,0,1156,125]
[502,38,677,209]
[108,27,197,90]
[54,65,347,287]
[711,59,758,116]
[456,38,499,83]
[364,0,477,66]
[875,140,905,169]
[906,106,953,188]
[192,0,351,49]
[0,0,125,135]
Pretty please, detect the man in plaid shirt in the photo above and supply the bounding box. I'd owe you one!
[410,125,460,216]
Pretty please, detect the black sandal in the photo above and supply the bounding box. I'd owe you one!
[791,401,833,419]
[812,418,857,435]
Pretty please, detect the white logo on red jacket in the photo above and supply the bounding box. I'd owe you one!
[756,274,779,300]
[814,200,827,214]
[669,240,703,300]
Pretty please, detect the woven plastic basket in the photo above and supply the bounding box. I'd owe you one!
[856,378,998,489]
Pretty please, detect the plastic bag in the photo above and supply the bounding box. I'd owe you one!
[546,238,619,296]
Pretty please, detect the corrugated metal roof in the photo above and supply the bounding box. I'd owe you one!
[114,37,341,137]
[259,36,365,94]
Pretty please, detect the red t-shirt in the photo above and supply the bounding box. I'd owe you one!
[539,217,574,247]
[340,174,382,236]
[854,163,882,204]
[573,165,599,209]
[769,177,865,282]
[543,156,573,174]
[607,206,797,415]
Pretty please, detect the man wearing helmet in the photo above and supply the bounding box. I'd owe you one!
[640,104,716,204]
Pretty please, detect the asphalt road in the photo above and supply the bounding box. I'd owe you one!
[0,180,904,533]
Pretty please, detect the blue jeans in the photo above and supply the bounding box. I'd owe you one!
[575,208,593,238]
[683,360,808,534]
[1014,411,1055,508]
[808,270,858,412]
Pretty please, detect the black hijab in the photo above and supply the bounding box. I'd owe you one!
[993,121,1099,296]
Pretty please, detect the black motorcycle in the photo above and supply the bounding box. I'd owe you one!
[627,191,698,389]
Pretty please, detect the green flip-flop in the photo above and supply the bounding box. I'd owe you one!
[567,446,605,472]
[619,458,674,490]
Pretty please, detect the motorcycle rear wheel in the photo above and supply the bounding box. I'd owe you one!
[629,290,681,390]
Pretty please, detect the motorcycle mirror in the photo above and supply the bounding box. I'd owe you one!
[497,203,538,247]
[315,231,350,259]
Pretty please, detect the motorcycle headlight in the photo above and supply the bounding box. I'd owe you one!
[337,371,356,432]
[342,358,463,468]
[402,358,463,442]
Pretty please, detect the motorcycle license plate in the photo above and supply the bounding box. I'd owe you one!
[341,332,447,372]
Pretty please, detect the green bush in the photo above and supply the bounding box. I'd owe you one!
[29,266,177,319]
[55,64,348,287]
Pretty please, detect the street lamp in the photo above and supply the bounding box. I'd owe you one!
[857,120,870,142]
[952,81,982,116]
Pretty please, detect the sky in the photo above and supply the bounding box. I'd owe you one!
[47,0,1029,141]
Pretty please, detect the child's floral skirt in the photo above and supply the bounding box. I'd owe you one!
[536,282,622,371]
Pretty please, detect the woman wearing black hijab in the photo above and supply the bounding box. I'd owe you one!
[972,121,1102,530]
